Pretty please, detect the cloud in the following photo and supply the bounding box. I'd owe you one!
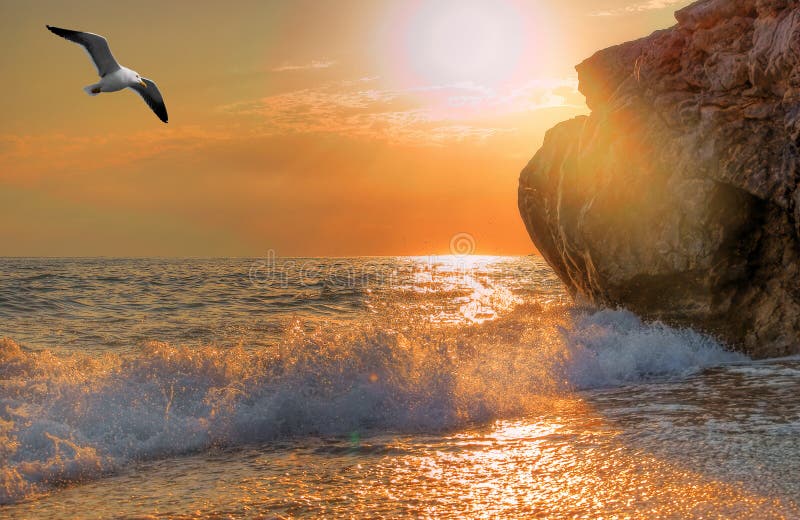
[0,78,585,183]
[592,0,689,16]
[271,60,337,72]
[220,77,583,146]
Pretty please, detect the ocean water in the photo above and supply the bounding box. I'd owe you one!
[1,256,798,518]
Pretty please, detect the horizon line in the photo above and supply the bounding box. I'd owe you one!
[0,253,540,260]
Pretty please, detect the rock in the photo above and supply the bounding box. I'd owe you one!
[518,0,800,357]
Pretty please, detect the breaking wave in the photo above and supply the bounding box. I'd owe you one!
[0,305,744,504]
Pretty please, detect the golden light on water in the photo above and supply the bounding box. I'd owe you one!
[19,401,790,518]
[3,256,799,517]
[405,255,522,324]
[389,415,788,518]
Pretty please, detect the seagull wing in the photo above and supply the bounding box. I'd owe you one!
[128,78,169,123]
[46,25,120,77]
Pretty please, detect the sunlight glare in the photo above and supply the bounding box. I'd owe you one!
[400,1,526,86]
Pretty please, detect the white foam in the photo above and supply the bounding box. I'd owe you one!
[0,305,746,504]
[563,308,746,389]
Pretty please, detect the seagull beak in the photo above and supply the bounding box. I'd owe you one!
[139,80,147,88]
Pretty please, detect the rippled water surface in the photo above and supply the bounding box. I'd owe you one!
[1,257,798,518]
[0,257,557,353]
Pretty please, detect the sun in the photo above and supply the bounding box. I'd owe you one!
[394,1,527,86]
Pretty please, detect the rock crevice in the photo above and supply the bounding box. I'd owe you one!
[519,0,800,357]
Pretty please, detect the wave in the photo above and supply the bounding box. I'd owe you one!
[0,304,744,504]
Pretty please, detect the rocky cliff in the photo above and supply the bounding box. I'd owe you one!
[518,0,800,357]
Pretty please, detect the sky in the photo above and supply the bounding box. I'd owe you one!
[0,0,691,257]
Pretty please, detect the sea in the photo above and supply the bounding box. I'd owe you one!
[0,256,798,518]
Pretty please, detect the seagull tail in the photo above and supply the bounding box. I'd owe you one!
[83,83,101,97]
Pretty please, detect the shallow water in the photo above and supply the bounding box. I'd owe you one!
[1,256,798,518]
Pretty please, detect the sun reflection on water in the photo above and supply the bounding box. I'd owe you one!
[3,257,797,518]
[369,404,795,519]
[403,255,523,325]
[17,396,795,519]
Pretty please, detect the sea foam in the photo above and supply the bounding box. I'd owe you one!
[0,305,743,504]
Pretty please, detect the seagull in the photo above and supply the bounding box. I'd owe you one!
[46,25,168,123]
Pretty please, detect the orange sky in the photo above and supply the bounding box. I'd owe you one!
[0,0,689,256]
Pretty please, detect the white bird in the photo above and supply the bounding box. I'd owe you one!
[47,25,168,123]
